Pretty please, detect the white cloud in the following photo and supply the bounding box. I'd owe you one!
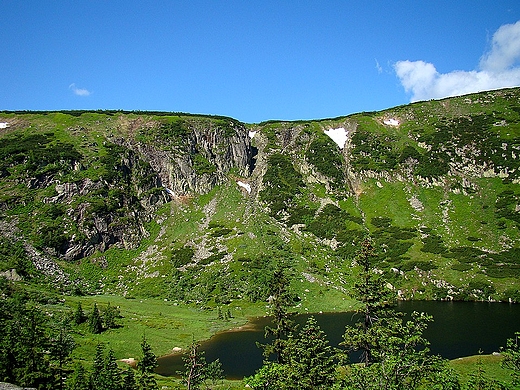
[69,83,91,97]
[375,59,383,74]
[395,20,520,102]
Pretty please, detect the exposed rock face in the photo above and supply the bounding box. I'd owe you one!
[130,120,254,195]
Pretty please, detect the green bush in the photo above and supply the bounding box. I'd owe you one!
[170,247,195,268]
[305,136,344,186]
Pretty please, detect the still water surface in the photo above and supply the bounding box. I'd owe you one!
[156,301,520,379]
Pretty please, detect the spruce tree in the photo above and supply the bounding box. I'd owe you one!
[285,316,337,389]
[122,367,137,390]
[88,303,103,334]
[340,238,461,389]
[67,363,89,390]
[90,343,107,390]
[262,267,295,364]
[137,336,158,390]
[49,316,76,390]
[104,348,123,390]
[74,302,85,325]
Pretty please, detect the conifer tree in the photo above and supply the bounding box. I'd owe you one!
[340,238,461,389]
[88,303,103,334]
[284,316,337,389]
[262,267,296,364]
[67,363,89,390]
[74,302,85,325]
[122,367,137,390]
[90,343,107,390]
[49,316,76,390]
[137,336,158,390]
[104,348,123,390]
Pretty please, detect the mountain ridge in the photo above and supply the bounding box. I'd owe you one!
[1,87,520,304]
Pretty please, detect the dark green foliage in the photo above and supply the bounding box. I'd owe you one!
[468,280,496,298]
[400,259,437,272]
[192,153,216,175]
[502,332,520,386]
[210,227,233,237]
[451,263,472,272]
[495,189,520,225]
[49,317,76,390]
[286,204,317,226]
[370,216,392,228]
[259,153,305,218]
[284,316,337,389]
[415,151,450,178]
[137,336,158,390]
[340,239,460,389]
[74,302,86,325]
[88,303,103,334]
[306,204,363,241]
[102,303,121,329]
[0,237,35,277]
[181,341,225,390]
[170,247,195,268]
[158,120,187,140]
[305,135,345,186]
[0,132,81,176]
[349,129,398,171]
[0,281,76,389]
[122,368,137,390]
[398,145,421,163]
[67,363,89,390]
[261,267,297,364]
[421,234,448,254]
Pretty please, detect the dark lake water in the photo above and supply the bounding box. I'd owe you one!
[156,301,520,379]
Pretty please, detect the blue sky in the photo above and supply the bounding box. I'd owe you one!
[1,1,520,123]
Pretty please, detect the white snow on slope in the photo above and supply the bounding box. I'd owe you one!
[383,118,400,127]
[237,181,251,193]
[324,127,348,149]
[0,122,9,129]
[248,131,256,139]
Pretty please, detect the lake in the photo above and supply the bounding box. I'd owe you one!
[156,300,520,379]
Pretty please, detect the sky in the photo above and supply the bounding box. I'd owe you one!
[1,1,520,123]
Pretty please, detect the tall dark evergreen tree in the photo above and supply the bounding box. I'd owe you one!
[74,302,86,325]
[340,238,461,389]
[67,363,89,390]
[88,303,103,334]
[48,316,76,390]
[122,367,137,390]
[136,336,158,390]
[104,348,123,390]
[261,267,296,364]
[90,343,107,390]
[284,316,337,389]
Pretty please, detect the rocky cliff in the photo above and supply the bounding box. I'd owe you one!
[1,89,520,301]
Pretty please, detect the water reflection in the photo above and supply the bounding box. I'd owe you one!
[156,301,520,379]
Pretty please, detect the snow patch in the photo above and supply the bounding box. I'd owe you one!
[0,122,9,129]
[383,118,400,127]
[248,131,256,139]
[237,181,251,193]
[324,127,348,149]
[164,187,176,197]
